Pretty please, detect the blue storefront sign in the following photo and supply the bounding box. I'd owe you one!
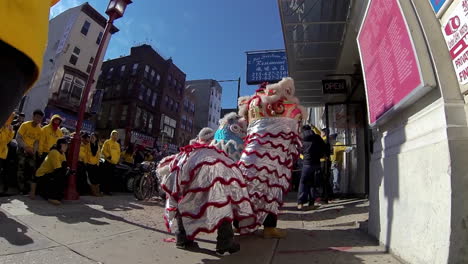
[246,51,288,85]
[44,107,95,132]
[429,0,449,14]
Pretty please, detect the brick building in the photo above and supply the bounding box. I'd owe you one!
[96,45,186,151]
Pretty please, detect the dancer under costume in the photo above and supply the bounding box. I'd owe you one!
[157,127,255,255]
[237,77,305,238]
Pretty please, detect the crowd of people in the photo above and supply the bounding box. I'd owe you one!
[0,110,168,205]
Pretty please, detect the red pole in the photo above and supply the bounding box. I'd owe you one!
[64,14,117,200]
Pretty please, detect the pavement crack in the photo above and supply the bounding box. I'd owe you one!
[268,239,280,264]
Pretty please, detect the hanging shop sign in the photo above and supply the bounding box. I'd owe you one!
[130,131,156,149]
[322,79,347,94]
[357,0,436,126]
[441,0,468,92]
[246,51,288,85]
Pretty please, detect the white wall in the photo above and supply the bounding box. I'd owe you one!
[369,93,452,264]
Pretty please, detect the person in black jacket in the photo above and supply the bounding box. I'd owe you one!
[297,125,327,210]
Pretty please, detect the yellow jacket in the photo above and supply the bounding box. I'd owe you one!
[0,127,14,159]
[40,115,63,154]
[102,139,121,165]
[0,0,60,88]
[87,143,101,166]
[331,142,347,164]
[36,149,66,177]
[79,144,88,163]
[17,121,42,150]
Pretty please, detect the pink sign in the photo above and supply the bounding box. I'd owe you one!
[358,0,423,125]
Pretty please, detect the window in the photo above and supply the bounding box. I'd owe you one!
[151,93,157,107]
[107,67,114,79]
[108,105,115,121]
[148,114,153,131]
[135,107,142,127]
[86,65,91,73]
[156,74,161,85]
[115,84,121,91]
[181,115,186,130]
[184,98,189,111]
[96,32,103,44]
[70,77,85,105]
[144,65,150,79]
[146,88,151,102]
[121,105,128,121]
[188,119,193,132]
[81,21,91,36]
[169,98,174,110]
[89,57,94,63]
[59,74,73,101]
[120,65,126,76]
[165,95,169,107]
[161,114,177,138]
[150,69,155,82]
[190,102,195,113]
[168,74,172,82]
[69,46,80,65]
[132,63,139,75]
[73,47,81,55]
[175,102,179,112]
[138,84,146,100]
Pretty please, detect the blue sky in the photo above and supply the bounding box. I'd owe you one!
[50,0,285,109]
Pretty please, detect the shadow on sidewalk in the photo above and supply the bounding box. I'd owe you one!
[280,199,369,222]
[0,211,34,246]
[0,195,216,246]
[198,228,379,264]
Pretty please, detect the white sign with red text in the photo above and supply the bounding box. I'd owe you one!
[442,0,468,84]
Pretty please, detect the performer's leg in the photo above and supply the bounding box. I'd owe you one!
[216,220,240,255]
[175,214,198,249]
[263,214,287,239]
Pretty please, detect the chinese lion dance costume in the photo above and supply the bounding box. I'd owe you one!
[157,118,256,253]
[237,77,305,237]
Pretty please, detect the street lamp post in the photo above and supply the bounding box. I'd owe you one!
[217,77,241,111]
[64,0,132,200]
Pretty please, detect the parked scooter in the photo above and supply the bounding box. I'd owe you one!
[99,159,144,192]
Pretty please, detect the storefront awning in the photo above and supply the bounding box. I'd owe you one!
[278,0,352,106]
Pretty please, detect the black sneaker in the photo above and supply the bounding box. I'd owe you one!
[216,242,240,256]
[176,240,199,250]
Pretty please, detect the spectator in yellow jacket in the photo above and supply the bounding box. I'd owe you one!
[0,115,15,194]
[101,130,121,195]
[121,144,135,166]
[35,137,69,205]
[77,133,91,194]
[17,109,44,196]
[87,133,102,196]
[40,115,63,160]
[0,0,60,126]
[329,134,353,193]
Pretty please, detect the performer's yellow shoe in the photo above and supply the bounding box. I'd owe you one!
[263,227,287,239]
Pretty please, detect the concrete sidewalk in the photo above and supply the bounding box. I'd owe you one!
[0,194,401,264]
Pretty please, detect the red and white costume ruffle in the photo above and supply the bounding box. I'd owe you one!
[237,118,301,232]
[158,143,256,240]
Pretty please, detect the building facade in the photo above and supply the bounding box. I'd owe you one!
[186,79,222,132]
[21,3,117,132]
[179,86,197,145]
[96,45,186,150]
